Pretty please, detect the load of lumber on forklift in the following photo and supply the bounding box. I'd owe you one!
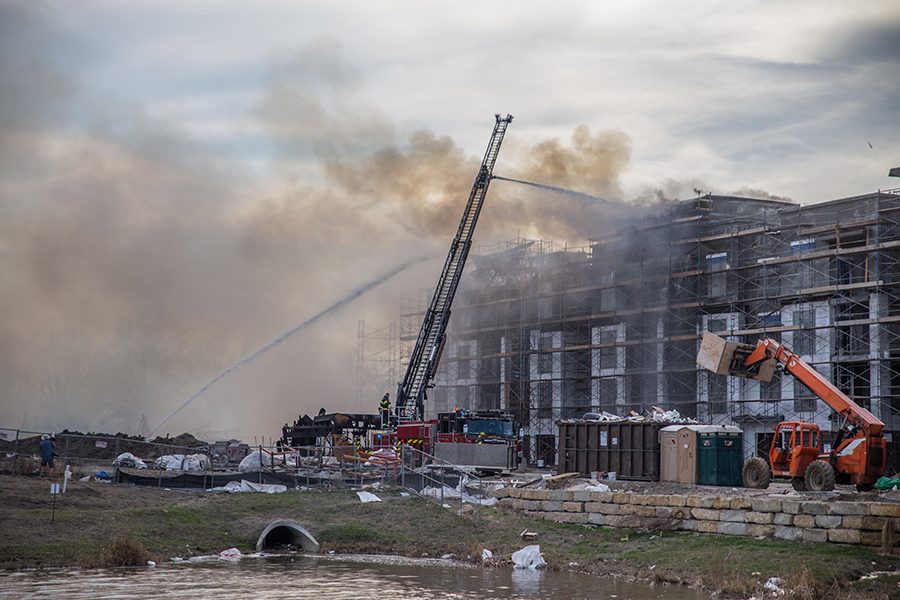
[697,331,887,492]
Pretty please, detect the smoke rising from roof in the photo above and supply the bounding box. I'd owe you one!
[1,7,643,438]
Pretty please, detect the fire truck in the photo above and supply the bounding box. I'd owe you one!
[388,114,519,472]
[280,114,519,473]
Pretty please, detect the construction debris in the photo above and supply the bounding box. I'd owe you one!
[113,452,147,469]
[576,406,698,424]
[210,480,286,494]
[511,544,545,569]
[356,491,382,503]
[542,472,579,489]
[566,481,610,493]
[520,530,537,542]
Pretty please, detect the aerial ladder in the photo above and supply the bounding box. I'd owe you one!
[698,332,886,491]
[395,113,513,421]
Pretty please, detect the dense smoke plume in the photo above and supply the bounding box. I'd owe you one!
[0,5,641,439]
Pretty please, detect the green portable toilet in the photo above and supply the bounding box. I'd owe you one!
[696,425,743,487]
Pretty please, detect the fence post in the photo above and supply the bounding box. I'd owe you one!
[258,445,262,484]
[13,430,19,475]
[400,445,405,488]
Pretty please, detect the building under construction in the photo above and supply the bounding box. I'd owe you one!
[409,190,900,470]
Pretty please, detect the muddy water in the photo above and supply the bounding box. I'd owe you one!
[0,555,708,599]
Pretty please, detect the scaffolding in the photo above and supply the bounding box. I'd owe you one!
[354,320,400,413]
[423,191,900,470]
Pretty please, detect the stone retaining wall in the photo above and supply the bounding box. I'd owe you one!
[493,487,899,549]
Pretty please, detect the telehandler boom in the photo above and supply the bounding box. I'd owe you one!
[698,332,886,491]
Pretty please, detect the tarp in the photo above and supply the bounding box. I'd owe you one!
[114,452,148,469]
[238,450,266,472]
[211,479,287,494]
[874,476,900,490]
[154,454,208,472]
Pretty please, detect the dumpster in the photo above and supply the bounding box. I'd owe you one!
[558,421,666,481]
[696,425,743,486]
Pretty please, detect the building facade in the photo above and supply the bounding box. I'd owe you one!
[427,191,900,469]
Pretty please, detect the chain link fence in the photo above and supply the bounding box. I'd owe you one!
[0,428,209,477]
[1,429,499,523]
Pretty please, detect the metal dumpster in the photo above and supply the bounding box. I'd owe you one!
[557,421,666,481]
[696,426,743,486]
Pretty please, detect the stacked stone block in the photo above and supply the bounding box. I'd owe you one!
[492,487,899,549]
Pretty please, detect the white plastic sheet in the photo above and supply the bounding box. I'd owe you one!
[115,452,148,469]
[566,482,610,492]
[511,545,546,570]
[211,480,286,494]
[481,549,493,561]
[356,491,382,503]
[154,454,207,472]
[218,547,242,561]
[419,485,498,506]
[238,450,265,472]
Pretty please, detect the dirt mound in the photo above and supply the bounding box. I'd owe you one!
[150,432,207,449]
[0,430,210,463]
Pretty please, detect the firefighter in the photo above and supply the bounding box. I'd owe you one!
[477,432,486,444]
[379,392,391,428]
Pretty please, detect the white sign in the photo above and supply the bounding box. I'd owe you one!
[50,483,60,495]
[600,431,608,446]
[95,440,108,449]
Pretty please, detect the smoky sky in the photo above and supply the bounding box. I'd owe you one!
[0,3,645,439]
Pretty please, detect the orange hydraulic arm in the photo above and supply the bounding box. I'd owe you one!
[744,339,884,443]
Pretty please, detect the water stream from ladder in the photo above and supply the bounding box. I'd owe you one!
[491,175,615,206]
[149,257,427,437]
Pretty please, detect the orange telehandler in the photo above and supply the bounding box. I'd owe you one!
[698,332,886,491]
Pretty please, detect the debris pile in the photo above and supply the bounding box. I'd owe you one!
[574,406,698,424]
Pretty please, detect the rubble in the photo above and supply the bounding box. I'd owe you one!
[575,406,698,424]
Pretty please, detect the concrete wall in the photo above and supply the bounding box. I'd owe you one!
[493,487,899,549]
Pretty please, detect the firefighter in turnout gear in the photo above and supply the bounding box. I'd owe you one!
[380,393,391,428]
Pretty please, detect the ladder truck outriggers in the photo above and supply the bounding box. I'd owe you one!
[698,331,887,491]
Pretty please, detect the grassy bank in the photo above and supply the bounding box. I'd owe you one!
[1,475,896,599]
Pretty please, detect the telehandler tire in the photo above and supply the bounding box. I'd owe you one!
[742,457,771,489]
[804,460,836,492]
[791,477,807,492]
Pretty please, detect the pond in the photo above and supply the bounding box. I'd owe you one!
[0,554,710,599]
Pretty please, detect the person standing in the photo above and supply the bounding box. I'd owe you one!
[379,393,391,428]
[39,435,56,477]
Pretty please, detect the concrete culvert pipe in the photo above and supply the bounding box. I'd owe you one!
[256,520,320,553]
